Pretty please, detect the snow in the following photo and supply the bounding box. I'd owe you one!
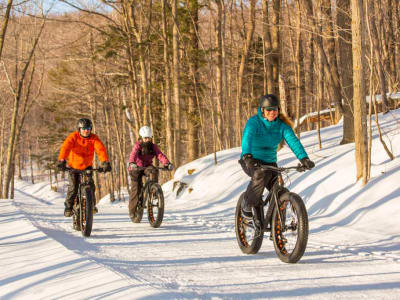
[1,109,400,299]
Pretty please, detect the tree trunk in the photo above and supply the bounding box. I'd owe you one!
[294,1,304,137]
[2,20,44,198]
[235,0,256,145]
[187,0,200,163]
[352,0,368,184]
[0,109,5,196]
[172,0,181,166]
[162,0,174,168]
[29,142,34,184]
[215,0,225,150]
[337,0,355,144]
[0,0,13,59]
[366,1,389,113]
[268,0,281,95]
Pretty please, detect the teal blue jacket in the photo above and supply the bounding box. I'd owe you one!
[241,108,308,163]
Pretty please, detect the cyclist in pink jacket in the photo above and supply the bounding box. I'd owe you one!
[127,126,173,219]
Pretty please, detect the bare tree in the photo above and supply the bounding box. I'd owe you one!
[235,0,256,144]
[2,20,46,198]
[0,0,13,59]
[351,0,368,184]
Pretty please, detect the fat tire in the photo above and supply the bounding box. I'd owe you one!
[72,212,80,231]
[235,193,264,254]
[131,200,144,223]
[147,183,164,228]
[271,192,308,263]
[80,186,93,237]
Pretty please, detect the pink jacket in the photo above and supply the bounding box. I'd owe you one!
[128,141,169,169]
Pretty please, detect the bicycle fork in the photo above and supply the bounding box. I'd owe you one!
[252,188,287,236]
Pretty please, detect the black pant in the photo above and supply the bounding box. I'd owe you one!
[129,166,159,214]
[242,161,278,207]
[65,170,95,208]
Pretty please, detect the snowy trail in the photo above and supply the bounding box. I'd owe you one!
[2,109,400,299]
[5,185,400,299]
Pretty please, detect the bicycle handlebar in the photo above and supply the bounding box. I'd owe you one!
[259,164,307,173]
[134,166,170,171]
[64,167,109,173]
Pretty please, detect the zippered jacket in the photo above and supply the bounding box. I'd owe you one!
[128,141,169,168]
[241,108,308,163]
[58,131,109,170]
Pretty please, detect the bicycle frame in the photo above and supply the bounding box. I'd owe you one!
[136,166,167,208]
[65,167,103,235]
[256,164,306,232]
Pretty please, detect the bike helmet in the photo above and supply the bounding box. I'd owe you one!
[259,94,280,110]
[139,126,153,138]
[77,118,92,130]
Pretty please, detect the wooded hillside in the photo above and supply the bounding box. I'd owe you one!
[1,0,398,200]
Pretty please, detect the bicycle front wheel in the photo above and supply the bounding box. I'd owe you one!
[131,196,144,223]
[147,183,164,228]
[271,192,308,263]
[235,193,264,254]
[80,186,94,237]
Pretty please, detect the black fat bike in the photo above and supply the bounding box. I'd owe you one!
[66,167,105,237]
[130,167,167,228]
[235,164,309,263]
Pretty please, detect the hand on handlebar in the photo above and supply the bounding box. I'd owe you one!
[57,160,67,171]
[300,157,315,170]
[164,163,174,171]
[99,161,112,173]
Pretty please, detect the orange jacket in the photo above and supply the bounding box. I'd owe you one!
[58,131,109,170]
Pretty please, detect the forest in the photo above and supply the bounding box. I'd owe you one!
[0,0,398,201]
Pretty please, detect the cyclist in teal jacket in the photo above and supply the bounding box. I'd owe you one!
[239,94,315,217]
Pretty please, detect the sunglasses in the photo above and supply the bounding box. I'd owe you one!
[80,127,92,131]
[263,107,278,111]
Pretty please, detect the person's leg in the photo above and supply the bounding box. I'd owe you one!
[242,162,278,217]
[264,163,278,192]
[65,172,79,217]
[242,168,266,217]
[129,169,144,217]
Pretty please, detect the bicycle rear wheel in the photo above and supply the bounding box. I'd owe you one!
[271,192,308,263]
[235,193,264,254]
[147,183,164,228]
[80,186,93,237]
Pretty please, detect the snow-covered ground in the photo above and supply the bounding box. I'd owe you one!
[1,109,400,299]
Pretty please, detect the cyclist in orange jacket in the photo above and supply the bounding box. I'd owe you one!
[57,118,111,217]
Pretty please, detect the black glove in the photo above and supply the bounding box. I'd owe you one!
[300,157,315,170]
[57,160,67,171]
[165,163,174,171]
[243,154,258,169]
[101,161,112,172]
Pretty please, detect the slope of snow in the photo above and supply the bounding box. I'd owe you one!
[1,109,400,299]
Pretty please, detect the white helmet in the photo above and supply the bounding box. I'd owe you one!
[139,126,153,138]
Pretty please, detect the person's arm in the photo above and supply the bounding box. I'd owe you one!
[153,144,169,166]
[58,133,76,161]
[94,136,110,162]
[282,124,308,160]
[129,143,141,163]
[241,118,256,158]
